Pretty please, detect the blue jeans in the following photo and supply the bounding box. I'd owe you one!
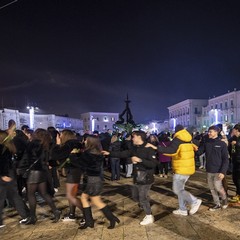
[173,174,197,211]
[110,158,120,180]
[126,164,133,177]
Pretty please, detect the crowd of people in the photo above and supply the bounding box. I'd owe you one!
[0,119,240,229]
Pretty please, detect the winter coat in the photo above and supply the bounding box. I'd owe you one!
[158,141,172,163]
[232,136,240,165]
[109,140,121,161]
[157,129,196,175]
[197,137,229,174]
[109,142,158,185]
[51,139,82,169]
[19,140,48,172]
[121,139,133,164]
[69,150,105,177]
[0,144,15,178]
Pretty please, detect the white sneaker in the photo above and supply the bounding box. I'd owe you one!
[62,216,76,222]
[172,209,188,216]
[189,199,202,215]
[222,198,228,209]
[140,214,154,225]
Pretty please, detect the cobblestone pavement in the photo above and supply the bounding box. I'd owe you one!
[1,170,240,240]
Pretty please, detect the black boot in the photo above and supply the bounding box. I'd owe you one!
[79,207,94,229]
[101,206,120,229]
[25,215,37,225]
[52,209,61,223]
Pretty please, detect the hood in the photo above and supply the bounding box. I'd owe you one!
[174,129,192,142]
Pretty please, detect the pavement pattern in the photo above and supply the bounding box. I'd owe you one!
[1,170,240,240]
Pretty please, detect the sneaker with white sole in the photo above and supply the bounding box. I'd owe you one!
[189,199,202,215]
[209,204,221,211]
[140,214,154,225]
[0,223,5,228]
[222,198,228,209]
[62,215,76,222]
[172,209,188,216]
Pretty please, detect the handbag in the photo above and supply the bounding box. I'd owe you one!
[135,170,148,184]
[22,157,41,178]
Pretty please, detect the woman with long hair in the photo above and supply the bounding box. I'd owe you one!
[19,128,61,224]
[51,129,83,221]
[69,135,120,229]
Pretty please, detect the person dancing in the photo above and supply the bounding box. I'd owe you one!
[0,130,30,227]
[19,128,61,224]
[51,129,83,221]
[69,135,120,229]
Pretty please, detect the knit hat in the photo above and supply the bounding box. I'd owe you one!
[208,125,220,132]
[175,125,184,133]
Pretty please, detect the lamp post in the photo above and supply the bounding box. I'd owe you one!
[91,116,96,133]
[27,106,38,129]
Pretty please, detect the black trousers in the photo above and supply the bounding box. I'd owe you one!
[232,162,240,195]
[0,178,29,223]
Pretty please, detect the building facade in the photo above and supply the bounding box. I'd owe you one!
[200,89,240,131]
[80,112,119,133]
[0,108,83,132]
[167,89,240,133]
[168,99,208,131]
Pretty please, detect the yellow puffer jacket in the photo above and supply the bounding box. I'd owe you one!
[165,129,196,175]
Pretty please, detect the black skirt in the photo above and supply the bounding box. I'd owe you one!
[82,176,102,196]
[66,168,82,184]
[27,170,47,184]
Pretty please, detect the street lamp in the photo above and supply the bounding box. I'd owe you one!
[27,106,39,129]
[91,116,96,133]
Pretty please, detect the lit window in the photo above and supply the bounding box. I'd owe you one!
[103,117,108,122]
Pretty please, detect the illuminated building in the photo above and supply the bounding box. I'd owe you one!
[80,112,119,133]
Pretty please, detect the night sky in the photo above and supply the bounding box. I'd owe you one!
[0,0,239,123]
